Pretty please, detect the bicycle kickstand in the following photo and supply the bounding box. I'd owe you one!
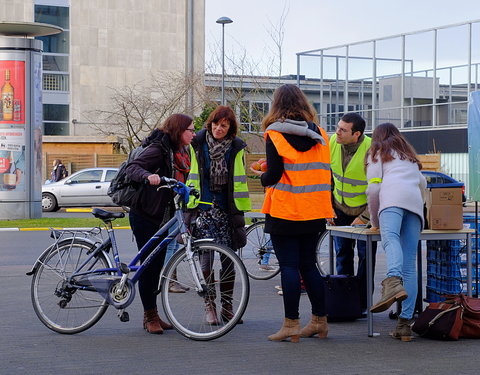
[118,309,129,322]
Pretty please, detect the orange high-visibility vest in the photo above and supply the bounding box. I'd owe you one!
[261,129,334,221]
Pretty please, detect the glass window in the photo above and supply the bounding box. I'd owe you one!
[37,32,69,54]
[251,102,269,123]
[44,122,69,136]
[69,170,103,184]
[43,55,68,72]
[43,104,69,122]
[239,100,250,124]
[34,5,69,29]
[105,170,118,182]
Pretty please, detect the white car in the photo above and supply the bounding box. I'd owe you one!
[42,167,119,212]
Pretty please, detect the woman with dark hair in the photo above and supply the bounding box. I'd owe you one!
[186,105,251,325]
[50,159,68,182]
[250,84,333,342]
[125,113,195,334]
[366,122,426,341]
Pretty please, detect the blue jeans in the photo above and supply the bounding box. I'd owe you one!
[261,236,273,265]
[379,207,421,320]
[270,233,325,320]
[333,208,376,309]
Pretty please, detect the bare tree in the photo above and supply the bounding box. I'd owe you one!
[266,1,289,79]
[88,71,207,153]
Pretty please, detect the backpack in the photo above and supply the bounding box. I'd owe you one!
[108,145,149,207]
[60,165,68,179]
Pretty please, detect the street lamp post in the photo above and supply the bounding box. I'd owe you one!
[216,16,233,105]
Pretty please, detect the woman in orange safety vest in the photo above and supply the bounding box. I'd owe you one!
[250,84,334,342]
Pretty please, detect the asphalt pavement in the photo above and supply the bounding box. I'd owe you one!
[2,227,480,375]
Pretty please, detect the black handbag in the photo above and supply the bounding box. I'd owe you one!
[323,275,363,322]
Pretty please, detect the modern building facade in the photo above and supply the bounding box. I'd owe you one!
[1,0,205,137]
[296,19,480,156]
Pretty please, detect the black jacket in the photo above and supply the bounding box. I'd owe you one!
[190,129,247,248]
[125,130,175,225]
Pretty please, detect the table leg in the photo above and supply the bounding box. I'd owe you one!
[415,241,423,314]
[367,236,373,337]
[467,233,472,297]
[329,233,334,275]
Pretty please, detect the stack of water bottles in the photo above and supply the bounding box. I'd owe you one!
[426,215,479,302]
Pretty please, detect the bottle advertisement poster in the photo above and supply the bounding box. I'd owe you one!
[0,60,26,192]
[0,61,25,124]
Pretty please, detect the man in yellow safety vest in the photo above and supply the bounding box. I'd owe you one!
[328,113,377,313]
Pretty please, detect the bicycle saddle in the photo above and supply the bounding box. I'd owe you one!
[91,207,125,221]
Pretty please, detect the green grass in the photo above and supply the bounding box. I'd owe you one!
[0,216,130,228]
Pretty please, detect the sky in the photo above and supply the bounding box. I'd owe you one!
[205,0,480,76]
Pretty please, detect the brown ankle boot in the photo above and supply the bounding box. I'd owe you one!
[220,268,243,324]
[300,315,328,338]
[268,318,301,342]
[143,308,172,333]
[203,269,219,325]
[370,276,407,313]
[205,302,219,325]
[390,317,414,342]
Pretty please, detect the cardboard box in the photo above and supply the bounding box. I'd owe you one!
[427,187,463,206]
[425,187,463,230]
[428,204,463,230]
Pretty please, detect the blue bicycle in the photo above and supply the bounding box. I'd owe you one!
[28,178,250,341]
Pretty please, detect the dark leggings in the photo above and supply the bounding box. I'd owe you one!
[129,211,167,311]
[271,233,326,320]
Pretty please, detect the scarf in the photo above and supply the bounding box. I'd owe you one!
[173,147,190,183]
[206,131,232,192]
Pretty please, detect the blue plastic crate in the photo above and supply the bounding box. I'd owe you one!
[460,250,480,265]
[461,283,479,295]
[427,260,440,275]
[463,214,480,230]
[436,277,462,295]
[426,287,446,303]
[426,275,437,290]
[439,263,462,278]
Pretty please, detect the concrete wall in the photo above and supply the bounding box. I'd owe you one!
[69,0,205,135]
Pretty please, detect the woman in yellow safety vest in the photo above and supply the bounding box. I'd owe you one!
[251,84,334,342]
[186,105,251,326]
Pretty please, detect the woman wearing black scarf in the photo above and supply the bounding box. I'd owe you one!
[187,106,251,325]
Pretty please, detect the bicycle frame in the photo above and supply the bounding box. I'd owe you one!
[64,192,206,302]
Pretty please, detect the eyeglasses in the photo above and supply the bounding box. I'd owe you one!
[185,128,195,134]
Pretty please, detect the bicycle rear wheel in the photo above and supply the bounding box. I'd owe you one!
[161,241,249,341]
[239,220,280,280]
[31,239,111,334]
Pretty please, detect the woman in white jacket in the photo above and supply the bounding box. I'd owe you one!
[366,122,426,342]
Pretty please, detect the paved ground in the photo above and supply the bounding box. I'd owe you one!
[1,228,480,375]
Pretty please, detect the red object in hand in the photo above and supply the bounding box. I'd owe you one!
[260,161,267,172]
[250,161,262,171]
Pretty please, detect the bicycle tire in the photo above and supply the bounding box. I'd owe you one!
[31,239,111,334]
[316,230,335,276]
[239,220,280,280]
[160,241,250,341]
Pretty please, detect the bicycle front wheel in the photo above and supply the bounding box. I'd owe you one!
[239,220,280,280]
[31,239,111,334]
[161,241,250,341]
[316,230,335,276]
